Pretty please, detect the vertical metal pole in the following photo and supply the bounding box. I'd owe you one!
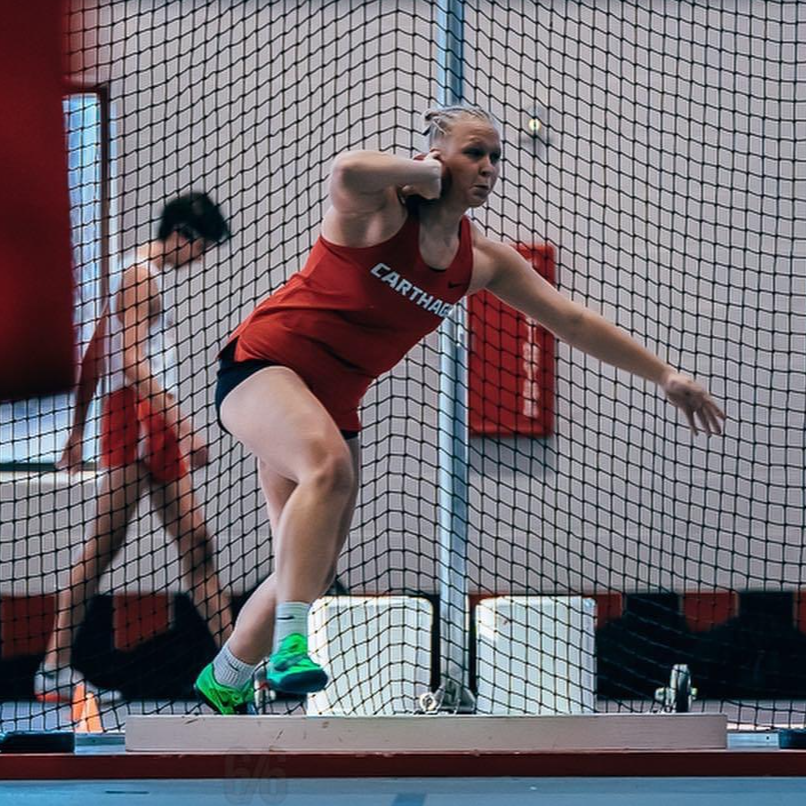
[434,0,473,712]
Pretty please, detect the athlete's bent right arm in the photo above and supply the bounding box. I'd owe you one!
[324,150,443,245]
[329,151,442,207]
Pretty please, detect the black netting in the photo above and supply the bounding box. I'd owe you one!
[1,0,804,733]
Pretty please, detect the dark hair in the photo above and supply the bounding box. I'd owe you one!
[157,192,231,244]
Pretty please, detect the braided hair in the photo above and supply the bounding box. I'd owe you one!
[422,105,499,148]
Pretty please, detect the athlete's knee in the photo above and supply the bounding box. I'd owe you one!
[306,443,355,497]
[82,527,126,568]
[183,528,216,576]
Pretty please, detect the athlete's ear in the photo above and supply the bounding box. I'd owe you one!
[412,150,442,162]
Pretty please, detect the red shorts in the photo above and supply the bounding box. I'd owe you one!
[100,387,188,483]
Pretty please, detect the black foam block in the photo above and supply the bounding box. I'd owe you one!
[0,730,75,753]
[779,729,806,749]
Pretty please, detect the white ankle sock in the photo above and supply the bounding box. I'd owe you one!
[36,663,74,688]
[212,642,258,689]
[273,602,310,652]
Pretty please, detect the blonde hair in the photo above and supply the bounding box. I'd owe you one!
[422,105,500,148]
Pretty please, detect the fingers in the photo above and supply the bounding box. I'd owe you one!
[712,404,726,432]
[662,372,728,438]
[713,402,727,423]
[691,393,726,436]
[685,396,726,437]
[189,442,210,469]
[57,460,82,475]
[56,449,81,473]
[696,407,713,436]
[702,402,724,436]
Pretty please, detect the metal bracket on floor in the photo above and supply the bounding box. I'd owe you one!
[416,679,476,715]
[653,663,697,713]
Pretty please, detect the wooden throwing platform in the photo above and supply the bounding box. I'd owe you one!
[126,713,727,753]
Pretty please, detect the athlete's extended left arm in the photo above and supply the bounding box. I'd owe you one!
[484,245,726,436]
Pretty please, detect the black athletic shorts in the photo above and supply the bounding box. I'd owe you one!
[214,340,359,441]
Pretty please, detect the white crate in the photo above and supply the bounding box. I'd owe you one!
[475,596,596,715]
[307,596,433,715]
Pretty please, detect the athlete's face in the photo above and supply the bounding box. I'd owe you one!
[184,236,213,264]
[167,232,213,268]
[435,120,501,208]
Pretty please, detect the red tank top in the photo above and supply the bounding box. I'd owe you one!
[229,213,473,430]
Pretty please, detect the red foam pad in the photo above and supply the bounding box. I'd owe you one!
[0,2,75,400]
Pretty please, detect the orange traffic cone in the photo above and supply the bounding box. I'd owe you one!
[70,681,87,724]
[72,681,103,733]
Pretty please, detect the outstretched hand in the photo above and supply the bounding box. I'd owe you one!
[55,432,85,474]
[188,437,210,469]
[178,425,210,470]
[661,371,726,436]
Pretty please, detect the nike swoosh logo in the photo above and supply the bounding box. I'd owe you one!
[448,281,464,289]
[276,616,295,621]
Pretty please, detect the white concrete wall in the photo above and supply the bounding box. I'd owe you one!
[2,0,804,596]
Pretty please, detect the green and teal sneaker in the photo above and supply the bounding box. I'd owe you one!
[194,662,256,715]
[266,633,328,695]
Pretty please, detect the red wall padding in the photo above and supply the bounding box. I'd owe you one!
[0,2,75,400]
[468,244,556,437]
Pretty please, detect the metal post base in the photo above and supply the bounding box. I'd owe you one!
[417,680,477,715]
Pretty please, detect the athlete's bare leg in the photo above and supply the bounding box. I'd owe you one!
[232,439,360,658]
[149,473,234,647]
[43,463,147,668]
[220,366,359,664]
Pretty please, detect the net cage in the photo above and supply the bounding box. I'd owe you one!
[0,0,804,733]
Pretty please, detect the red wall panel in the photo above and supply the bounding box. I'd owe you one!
[468,244,555,437]
[0,2,75,400]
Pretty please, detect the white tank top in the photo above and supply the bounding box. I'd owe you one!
[107,257,178,395]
